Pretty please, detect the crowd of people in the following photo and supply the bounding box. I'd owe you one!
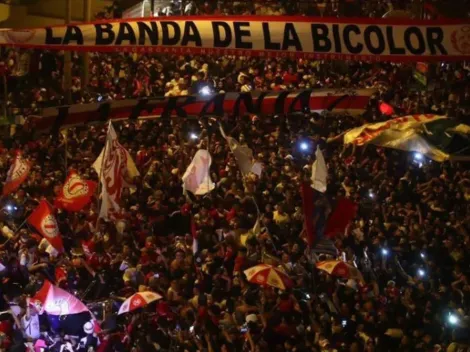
[4,49,470,124]
[0,1,470,352]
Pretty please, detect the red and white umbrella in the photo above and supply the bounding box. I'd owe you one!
[244,264,293,290]
[118,291,162,315]
[316,260,364,282]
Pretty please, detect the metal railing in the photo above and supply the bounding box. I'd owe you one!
[119,0,429,19]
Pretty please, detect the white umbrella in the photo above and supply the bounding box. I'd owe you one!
[118,291,162,315]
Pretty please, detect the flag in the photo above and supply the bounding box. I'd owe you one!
[227,137,256,176]
[30,280,100,337]
[342,114,464,162]
[343,114,447,146]
[55,170,97,212]
[325,198,358,239]
[311,146,327,193]
[93,122,140,219]
[2,151,30,196]
[31,280,89,316]
[301,182,315,247]
[182,149,215,195]
[27,200,63,252]
[220,125,263,177]
[251,162,263,177]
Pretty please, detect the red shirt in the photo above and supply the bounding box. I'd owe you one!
[234,255,246,273]
[226,208,237,222]
[224,247,234,262]
[283,72,298,85]
[87,253,111,270]
[274,323,295,336]
[0,320,12,336]
[278,298,294,313]
[82,239,95,258]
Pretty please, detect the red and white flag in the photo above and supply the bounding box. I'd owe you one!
[30,280,89,316]
[92,122,139,219]
[2,151,30,196]
[54,170,97,212]
[28,200,63,252]
[182,149,215,195]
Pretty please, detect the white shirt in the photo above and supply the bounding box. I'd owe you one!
[19,251,34,268]
[22,314,40,340]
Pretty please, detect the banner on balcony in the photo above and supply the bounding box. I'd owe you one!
[0,16,469,61]
[24,88,375,133]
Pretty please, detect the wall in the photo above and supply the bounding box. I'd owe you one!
[1,0,113,28]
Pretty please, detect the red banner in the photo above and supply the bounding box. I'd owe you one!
[2,151,30,196]
[28,200,64,252]
[26,89,374,133]
[55,171,97,212]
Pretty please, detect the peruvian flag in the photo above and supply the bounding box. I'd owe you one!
[2,151,31,196]
[31,280,89,316]
[30,280,100,336]
[55,170,97,212]
[28,200,64,252]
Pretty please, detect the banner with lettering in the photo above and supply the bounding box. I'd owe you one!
[342,114,470,162]
[1,16,469,61]
[24,88,375,134]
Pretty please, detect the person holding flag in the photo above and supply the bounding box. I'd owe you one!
[93,122,140,219]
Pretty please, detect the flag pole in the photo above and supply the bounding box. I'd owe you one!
[95,121,111,227]
[64,129,68,174]
[206,129,211,195]
[2,210,32,245]
[218,123,274,249]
